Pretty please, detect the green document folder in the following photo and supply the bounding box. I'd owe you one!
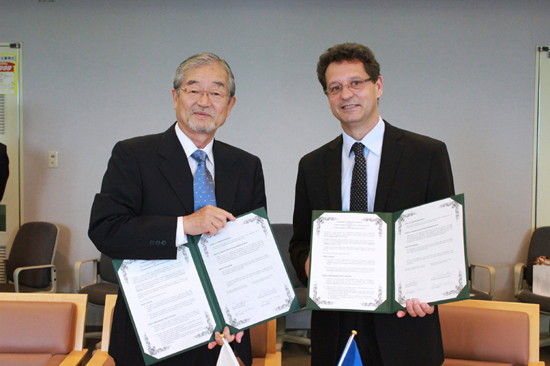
[307,194,469,314]
[113,207,300,365]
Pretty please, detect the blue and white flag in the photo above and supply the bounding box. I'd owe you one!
[337,331,363,366]
[216,337,240,366]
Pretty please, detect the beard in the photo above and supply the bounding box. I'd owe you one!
[186,108,217,133]
[187,118,217,133]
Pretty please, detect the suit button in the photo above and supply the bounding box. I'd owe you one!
[149,240,155,246]
[156,241,161,246]
[161,240,167,246]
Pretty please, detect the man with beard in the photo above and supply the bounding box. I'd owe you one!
[89,52,266,366]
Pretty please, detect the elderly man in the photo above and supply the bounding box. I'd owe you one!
[89,52,266,366]
[289,43,454,366]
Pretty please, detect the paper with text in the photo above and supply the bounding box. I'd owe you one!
[199,213,295,328]
[117,247,215,360]
[394,197,466,305]
[309,213,388,310]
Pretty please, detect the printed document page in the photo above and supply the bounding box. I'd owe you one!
[309,212,388,311]
[393,197,466,305]
[117,246,215,359]
[199,213,295,328]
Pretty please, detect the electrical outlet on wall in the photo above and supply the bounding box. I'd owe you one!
[48,151,58,168]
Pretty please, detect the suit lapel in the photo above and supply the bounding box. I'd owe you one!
[213,140,238,212]
[374,121,404,212]
[326,136,343,211]
[157,125,195,214]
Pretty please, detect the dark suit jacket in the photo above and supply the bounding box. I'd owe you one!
[89,123,266,366]
[289,121,454,366]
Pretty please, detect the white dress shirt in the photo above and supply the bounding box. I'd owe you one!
[341,117,385,212]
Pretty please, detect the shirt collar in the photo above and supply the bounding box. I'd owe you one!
[175,123,215,164]
[342,116,385,157]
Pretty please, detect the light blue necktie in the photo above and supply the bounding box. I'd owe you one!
[191,150,216,211]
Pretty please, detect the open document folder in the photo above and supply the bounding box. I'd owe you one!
[113,207,300,365]
[307,194,469,313]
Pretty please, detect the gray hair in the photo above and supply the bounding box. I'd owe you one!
[173,52,236,99]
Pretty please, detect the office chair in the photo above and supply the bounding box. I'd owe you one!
[469,263,496,300]
[75,253,119,338]
[514,226,550,346]
[0,222,59,293]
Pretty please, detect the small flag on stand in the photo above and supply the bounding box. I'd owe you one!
[337,330,363,366]
[216,334,240,366]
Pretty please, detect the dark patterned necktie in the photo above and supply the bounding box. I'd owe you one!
[191,150,216,211]
[350,142,368,212]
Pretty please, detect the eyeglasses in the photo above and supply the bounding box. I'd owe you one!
[326,78,373,97]
[180,86,229,102]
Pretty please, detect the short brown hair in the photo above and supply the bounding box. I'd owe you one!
[317,43,380,93]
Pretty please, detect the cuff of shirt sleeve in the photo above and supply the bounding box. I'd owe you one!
[175,216,187,247]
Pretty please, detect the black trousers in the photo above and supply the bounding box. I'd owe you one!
[312,311,384,366]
